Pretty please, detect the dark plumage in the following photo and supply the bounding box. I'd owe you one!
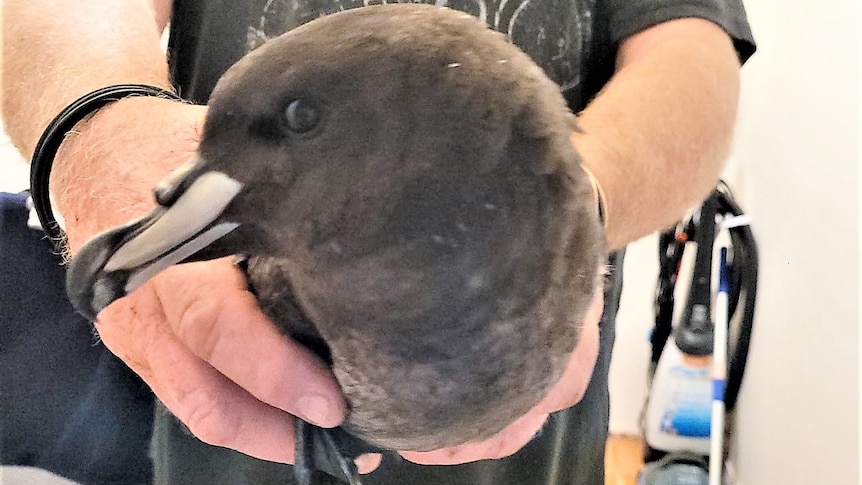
[68,2,604,459]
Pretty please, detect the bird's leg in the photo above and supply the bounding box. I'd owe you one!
[294,416,386,485]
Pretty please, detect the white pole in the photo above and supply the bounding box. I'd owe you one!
[709,247,729,485]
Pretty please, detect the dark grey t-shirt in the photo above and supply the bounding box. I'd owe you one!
[157,2,754,484]
[168,0,754,111]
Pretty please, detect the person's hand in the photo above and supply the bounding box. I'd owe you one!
[53,97,353,465]
[96,259,349,462]
[399,290,604,465]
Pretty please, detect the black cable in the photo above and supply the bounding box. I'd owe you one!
[715,183,758,411]
[651,224,686,367]
[29,84,184,246]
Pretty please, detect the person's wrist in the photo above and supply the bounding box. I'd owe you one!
[51,96,206,252]
[571,130,621,249]
[580,165,607,232]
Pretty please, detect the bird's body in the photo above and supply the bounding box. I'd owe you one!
[68,4,605,454]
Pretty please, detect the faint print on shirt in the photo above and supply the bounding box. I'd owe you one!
[246,0,594,93]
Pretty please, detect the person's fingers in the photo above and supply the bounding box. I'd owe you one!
[150,259,346,428]
[143,316,299,462]
[400,411,549,465]
[95,285,298,463]
[92,258,348,463]
[533,290,603,415]
[355,453,383,474]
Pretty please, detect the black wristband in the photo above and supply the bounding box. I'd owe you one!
[30,84,185,244]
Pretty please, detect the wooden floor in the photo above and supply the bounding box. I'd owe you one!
[605,435,644,485]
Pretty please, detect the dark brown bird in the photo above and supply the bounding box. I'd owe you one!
[67,2,605,467]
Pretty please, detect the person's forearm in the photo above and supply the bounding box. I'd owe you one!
[2,0,170,158]
[573,18,741,250]
[2,0,199,253]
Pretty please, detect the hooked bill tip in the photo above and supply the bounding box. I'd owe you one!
[88,274,130,319]
[65,240,127,321]
[153,156,207,207]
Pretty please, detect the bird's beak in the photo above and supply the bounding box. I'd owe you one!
[66,157,244,321]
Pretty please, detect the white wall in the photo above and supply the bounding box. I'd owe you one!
[0,124,28,192]
[610,1,862,484]
[607,236,656,434]
[727,2,860,484]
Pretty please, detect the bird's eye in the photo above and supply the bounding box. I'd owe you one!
[284,99,320,134]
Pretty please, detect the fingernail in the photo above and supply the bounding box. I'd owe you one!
[297,394,340,427]
[355,453,382,474]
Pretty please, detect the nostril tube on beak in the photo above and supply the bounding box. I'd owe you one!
[154,156,206,206]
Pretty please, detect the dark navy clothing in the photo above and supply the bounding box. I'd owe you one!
[0,193,154,484]
[0,1,754,484]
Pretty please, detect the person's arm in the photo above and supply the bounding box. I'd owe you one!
[3,1,171,158]
[574,18,742,250]
[2,0,185,247]
[2,0,350,466]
